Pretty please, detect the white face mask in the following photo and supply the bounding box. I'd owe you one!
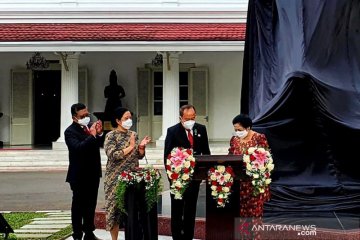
[183,120,195,130]
[122,119,133,130]
[77,117,90,127]
[234,130,248,139]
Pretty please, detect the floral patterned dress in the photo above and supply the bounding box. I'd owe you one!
[104,129,144,231]
[228,132,271,217]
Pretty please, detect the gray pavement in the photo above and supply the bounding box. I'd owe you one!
[0,171,105,211]
[64,229,174,240]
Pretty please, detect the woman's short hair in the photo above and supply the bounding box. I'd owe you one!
[111,107,130,128]
[232,114,253,129]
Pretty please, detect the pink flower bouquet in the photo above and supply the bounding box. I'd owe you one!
[166,147,196,199]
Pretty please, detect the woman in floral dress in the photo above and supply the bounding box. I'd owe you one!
[104,107,150,240]
[229,114,271,239]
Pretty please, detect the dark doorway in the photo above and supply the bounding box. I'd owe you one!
[33,70,61,146]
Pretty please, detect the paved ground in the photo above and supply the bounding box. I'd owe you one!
[0,171,174,239]
[0,171,105,211]
[65,230,175,240]
[0,170,169,212]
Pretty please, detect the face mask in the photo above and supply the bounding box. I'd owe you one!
[122,119,133,130]
[235,130,248,139]
[77,117,90,127]
[183,120,195,130]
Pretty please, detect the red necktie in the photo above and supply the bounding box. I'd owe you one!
[187,129,194,148]
[83,127,91,135]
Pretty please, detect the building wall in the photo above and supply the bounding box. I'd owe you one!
[0,51,243,144]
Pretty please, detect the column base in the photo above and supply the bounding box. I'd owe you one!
[156,134,166,147]
[156,139,165,147]
[52,138,67,150]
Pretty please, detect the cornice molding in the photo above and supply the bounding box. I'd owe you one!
[0,41,244,52]
[0,11,247,23]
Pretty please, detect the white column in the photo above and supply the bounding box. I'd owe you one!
[53,52,80,149]
[156,51,182,146]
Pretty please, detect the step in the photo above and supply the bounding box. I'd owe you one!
[33,217,71,220]
[0,145,229,171]
[32,220,72,224]
[15,233,52,238]
[14,229,59,233]
[20,224,69,229]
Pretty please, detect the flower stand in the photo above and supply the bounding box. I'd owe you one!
[194,154,244,240]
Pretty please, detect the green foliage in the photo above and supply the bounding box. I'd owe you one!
[0,212,46,240]
[47,225,72,240]
[2,212,46,230]
[116,167,162,215]
[115,182,128,215]
[145,177,162,213]
[0,212,72,240]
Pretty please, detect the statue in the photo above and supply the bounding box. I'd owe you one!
[104,70,126,119]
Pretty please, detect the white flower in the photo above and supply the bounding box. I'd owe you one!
[259,188,265,193]
[166,159,171,165]
[253,174,259,179]
[243,155,250,163]
[224,173,231,181]
[252,180,256,185]
[184,161,191,168]
[268,163,274,171]
[182,174,189,181]
[210,175,217,181]
[175,181,182,188]
[223,187,230,193]
[211,191,217,196]
[218,194,224,199]
[265,178,272,185]
[175,192,182,199]
[257,147,265,153]
[217,165,225,173]
[166,170,172,177]
[259,165,266,172]
[248,147,256,154]
[175,166,182,172]
[246,163,252,171]
[211,185,217,191]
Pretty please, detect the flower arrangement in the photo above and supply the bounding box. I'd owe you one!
[243,147,274,196]
[165,147,196,199]
[207,165,235,207]
[116,165,162,215]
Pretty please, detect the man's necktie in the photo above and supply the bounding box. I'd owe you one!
[187,129,194,148]
[83,127,91,135]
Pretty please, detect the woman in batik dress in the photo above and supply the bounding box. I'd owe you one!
[104,107,150,240]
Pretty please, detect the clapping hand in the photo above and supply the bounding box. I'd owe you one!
[140,136,151,146]
[95,120,103,135]
[89,123,97,136]
[89,120,103,137]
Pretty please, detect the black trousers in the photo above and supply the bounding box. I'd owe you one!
[69,178,100,239]
[170,180,201,240]
[124,183,158,240]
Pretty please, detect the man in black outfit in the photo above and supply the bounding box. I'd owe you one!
[164,104,211,240]
[65,103,103,240]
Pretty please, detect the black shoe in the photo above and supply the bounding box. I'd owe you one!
[83,232,102,240]
[72,233,83,240]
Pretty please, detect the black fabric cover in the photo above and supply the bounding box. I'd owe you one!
[242,0,360,212]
